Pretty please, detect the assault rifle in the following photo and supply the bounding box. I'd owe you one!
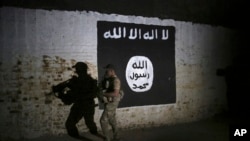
[44,79,74,105]
[45,77,100,106]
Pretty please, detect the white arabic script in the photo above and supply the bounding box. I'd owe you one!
[126,56,154,92]
[103,27,169,40]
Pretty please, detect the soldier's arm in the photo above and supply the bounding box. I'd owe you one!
[52,76,76,93]
[104,89,120,97]
[52,80,70,93]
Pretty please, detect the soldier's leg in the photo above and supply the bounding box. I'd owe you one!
[108,101,119,139]
[65,105,83,138]
[100,104,111,141]
[83,106,97,134]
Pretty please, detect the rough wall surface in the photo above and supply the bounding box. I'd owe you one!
[0,7,237,139]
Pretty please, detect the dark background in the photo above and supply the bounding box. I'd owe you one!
[1,0,248,29]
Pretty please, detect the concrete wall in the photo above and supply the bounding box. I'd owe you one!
[0,7,237,139]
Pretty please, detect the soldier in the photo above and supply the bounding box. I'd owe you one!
[99,64,122,141]
[52,62,98,139]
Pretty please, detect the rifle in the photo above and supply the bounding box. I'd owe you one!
[45,77,100,107]
[45,79,74,105]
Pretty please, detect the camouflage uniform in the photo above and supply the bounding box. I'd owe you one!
[100,76,121,141]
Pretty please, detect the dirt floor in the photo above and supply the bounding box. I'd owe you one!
[2,113,232,141]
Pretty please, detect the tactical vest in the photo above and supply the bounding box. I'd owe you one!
[105,77,116,93]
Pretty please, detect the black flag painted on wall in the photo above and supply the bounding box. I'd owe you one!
[97,21,176,108]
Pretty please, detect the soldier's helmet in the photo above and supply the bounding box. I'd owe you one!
[72,62,88,73]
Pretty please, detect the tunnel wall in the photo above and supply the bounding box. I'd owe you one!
[0,7,237,139]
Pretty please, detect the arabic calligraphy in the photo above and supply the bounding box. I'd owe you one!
[132,60,148,69]
[126,56,154,92]
[132,83,149,89]
[130,72,149,80]
[103,27,169,40]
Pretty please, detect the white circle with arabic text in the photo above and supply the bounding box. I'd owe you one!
[126,56,154,92]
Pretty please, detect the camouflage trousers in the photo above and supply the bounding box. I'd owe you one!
[100,101,119,141]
